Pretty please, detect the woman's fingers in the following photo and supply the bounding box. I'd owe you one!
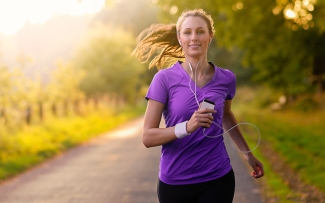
[199,108,217,115]
[187,111,214,132]
[251,165,264,179]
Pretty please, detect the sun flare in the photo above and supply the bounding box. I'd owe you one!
[0,0,106,35]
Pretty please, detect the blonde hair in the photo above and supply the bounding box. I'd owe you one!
[133,9,215,70]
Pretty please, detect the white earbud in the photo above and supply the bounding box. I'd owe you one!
[178,40,181,46]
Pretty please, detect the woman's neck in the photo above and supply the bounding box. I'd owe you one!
[183,57,211,76]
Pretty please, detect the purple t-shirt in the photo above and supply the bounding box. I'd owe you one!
[145,61,236,185]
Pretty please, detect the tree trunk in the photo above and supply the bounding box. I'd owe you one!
[74,100,80,115]
[63,100,69,116]
[51,103,57,116]
[26,106,32,125]
[0,108,6,124]
[38,102,44,121]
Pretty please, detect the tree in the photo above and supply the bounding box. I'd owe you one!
[0,64,11,122]
[156,0,325,96]
[72,24,146,103]
[48,61,85,115]
[93,0,162,87]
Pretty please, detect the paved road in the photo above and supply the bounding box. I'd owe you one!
[0,116,262,203]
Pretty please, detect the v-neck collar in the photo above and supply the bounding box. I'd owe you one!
[177,61,218,89]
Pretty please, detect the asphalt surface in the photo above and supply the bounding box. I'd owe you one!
[0,116,263,203]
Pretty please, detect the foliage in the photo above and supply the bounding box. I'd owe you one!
[48,61,85,104]
[93,0,163,89]
[0,104,145,181]
[0,60,87,127]
[0,64,41,126]
[155,0,325,96]
[72,24,146,103]
[0,64,11,107]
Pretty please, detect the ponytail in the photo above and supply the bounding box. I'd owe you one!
[132,24,184,70]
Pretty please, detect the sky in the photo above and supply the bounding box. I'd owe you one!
[0,0,106,35]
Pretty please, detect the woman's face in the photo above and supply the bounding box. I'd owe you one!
[178,16,212,59]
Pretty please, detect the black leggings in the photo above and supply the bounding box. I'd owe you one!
[157,169,235,203]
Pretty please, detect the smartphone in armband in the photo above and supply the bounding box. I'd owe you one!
[200,99,215,115]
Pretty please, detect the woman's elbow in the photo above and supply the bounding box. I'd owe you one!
[142,132,153,148]
[142,138,151,148]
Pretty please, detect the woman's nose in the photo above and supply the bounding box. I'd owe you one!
[191,34,198,41]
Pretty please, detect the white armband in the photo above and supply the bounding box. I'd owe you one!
[175,121,190,139]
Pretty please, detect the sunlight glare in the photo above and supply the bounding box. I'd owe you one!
[0,0,105,35]
[169,5,178,15]
[236,2,244,10]
[284,9,297,19]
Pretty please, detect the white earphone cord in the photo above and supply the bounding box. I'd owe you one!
[187,58,261,154]
[203,121,261,154]
[188,59,201,106]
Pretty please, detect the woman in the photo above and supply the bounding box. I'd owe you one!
[133,8,264,203]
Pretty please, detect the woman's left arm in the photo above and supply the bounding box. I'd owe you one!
[222,100,264,179]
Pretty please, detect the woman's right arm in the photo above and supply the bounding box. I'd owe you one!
[142,99,177,148]
[142,99,216,148]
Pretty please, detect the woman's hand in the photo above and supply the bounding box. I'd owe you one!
[245,153,264,178]
[186,108,216,133]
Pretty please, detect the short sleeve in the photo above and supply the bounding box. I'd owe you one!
[145,70,169,104]
[225,70,236,100]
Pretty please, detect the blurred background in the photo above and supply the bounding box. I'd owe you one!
[0,0,324,202]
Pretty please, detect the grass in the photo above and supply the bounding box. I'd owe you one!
[232,86,325,202]
[248,145,300,203]
[0,104,145,181]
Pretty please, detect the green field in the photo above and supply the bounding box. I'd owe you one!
[233,87,325,202]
